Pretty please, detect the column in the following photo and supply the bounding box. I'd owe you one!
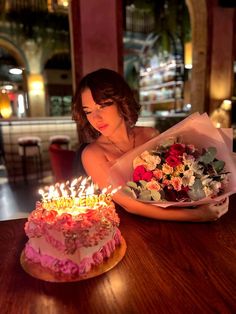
[69,0,123,93]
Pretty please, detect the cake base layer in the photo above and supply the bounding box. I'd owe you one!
[21,236,127,282]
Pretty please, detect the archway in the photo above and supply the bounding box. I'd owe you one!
[0,37,29,117]
[0,37,28,69]
[43,52,72,116]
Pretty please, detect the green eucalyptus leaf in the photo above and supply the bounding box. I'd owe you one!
[139,180,147,188]
[199,147,217,164]
[161,138,175,148]
[212,160,225,173]
[123,186,137,199]
[151,190,161,201]
[139,190,152,201]
[187,178,205,200]
[126,181,138,189]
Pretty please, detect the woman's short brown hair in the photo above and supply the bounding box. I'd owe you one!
[72,68,141,142]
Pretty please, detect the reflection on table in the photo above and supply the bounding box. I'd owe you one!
[0,194,236,313]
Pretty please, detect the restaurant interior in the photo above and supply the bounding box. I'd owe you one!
[0,1,236,313]
[0,0,235,217]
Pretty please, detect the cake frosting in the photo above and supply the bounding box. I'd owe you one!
[24,181,122,278]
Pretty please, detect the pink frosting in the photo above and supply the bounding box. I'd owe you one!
[24,229,122,276]
[25,202,120,235]
[92,251,103,264]
[114,228,121,245]
[45,232,65,252]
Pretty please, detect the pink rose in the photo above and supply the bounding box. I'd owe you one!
[153,169,163,180]
[171,177,182,191]
[162,178,170,186]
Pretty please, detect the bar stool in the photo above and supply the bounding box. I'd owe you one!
[18,136,43,182]
[49,135,71,149]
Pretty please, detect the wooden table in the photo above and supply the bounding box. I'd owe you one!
[1,195,236,314]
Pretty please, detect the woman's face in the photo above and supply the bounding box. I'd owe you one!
[81,88,124,136]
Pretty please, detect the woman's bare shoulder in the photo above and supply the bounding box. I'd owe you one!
[82,141,104,160]
[81,140,111,187]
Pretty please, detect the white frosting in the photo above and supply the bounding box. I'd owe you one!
[29,227,118,264]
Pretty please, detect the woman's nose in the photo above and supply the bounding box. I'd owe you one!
[91,108,102,119]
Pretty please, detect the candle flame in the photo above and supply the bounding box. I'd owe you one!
[71,178,78,187]
[38,176,118,213]
[111,186,122,194]
[101,187,107,194]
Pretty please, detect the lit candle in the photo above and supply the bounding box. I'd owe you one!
[38,176,120,215]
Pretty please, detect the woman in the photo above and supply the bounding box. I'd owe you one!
[72,68,229,222]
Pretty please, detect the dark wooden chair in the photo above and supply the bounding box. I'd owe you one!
[49,144,76,182]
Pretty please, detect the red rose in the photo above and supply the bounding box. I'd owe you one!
[133,165,154,182]
[169,144,185,156]
[142,171,154,182]
[133,165,146,182]
[181,186,190,192]
[166,155,181,167]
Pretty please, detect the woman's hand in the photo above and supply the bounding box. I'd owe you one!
[115,190,230,222]
[191,197,229,222]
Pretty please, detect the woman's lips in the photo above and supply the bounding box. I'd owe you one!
[97,124,108,131]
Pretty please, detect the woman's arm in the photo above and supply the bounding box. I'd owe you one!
[81,143,229,222]
[112,190,229,222]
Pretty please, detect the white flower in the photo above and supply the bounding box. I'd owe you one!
[210,181,222,194]
[133,151,161,171]
[161,137,175,147]
[183,169,194,178]
[201,175,212,186]
[182,169,195,187]
[133,156,146,168]
[145,162,157,171]
[183,153,195,164]
[190,162,203,175]
[182,175,195,187]
[162,163,173,175]
[203,186,213,197]
[221,173,230,186]
[140,151,151,159]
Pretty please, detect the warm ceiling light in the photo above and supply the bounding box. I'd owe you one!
[184,42,192,70]
[0,92,12,119]
[9,68,23,75]
[185,64,192,69]
[4,84,14,90]
[57,0,68,7]
[220,99,232,111]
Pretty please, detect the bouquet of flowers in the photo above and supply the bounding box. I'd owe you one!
[125,138,229,203]
[109,113,236,208]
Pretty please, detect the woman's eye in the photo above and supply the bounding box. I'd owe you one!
[84,111,91,115]
[100,100,114,108]
[83,100,113,115]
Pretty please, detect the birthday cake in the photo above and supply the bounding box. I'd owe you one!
[23,178,122,280]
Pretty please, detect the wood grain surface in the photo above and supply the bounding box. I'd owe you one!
[0,195,236,314]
